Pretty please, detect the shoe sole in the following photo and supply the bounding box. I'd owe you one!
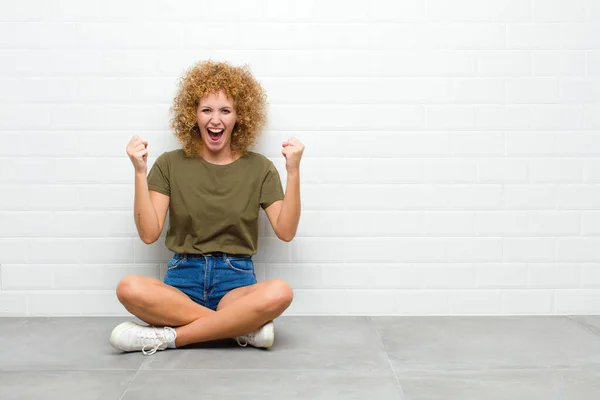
[109,321,137,351]
[263,321,275,348]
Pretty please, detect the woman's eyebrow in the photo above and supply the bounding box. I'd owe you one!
[199,105,233,109]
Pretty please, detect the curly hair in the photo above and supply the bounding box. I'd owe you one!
[170,60,268,158]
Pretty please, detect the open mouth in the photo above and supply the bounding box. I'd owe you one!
[207,128,224,142]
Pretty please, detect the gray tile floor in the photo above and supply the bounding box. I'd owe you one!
[1,316,599,399]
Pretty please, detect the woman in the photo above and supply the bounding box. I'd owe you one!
[109,61,304,355]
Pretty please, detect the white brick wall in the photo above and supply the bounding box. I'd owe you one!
[1,0,599,316]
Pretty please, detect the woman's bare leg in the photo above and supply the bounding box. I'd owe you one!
[173,279,293,347]
[116,275,213,327]
[115,275,293,347]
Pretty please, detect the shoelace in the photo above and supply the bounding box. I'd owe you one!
[235,331,255,347]
[141,326,170,356]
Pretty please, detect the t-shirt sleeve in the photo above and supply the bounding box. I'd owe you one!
[146,152,170,196]
[260,160,284,209]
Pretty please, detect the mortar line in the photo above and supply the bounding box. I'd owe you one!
[118,362,144,400]
[369,316,406,399]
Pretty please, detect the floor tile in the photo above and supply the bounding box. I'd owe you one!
[142,316,391,371]
[0,370,135,400]
[122,369,404,400]
[569,316,600,336]
[397,368,600,400]
[0,317,144,370]
[371,316,600,371]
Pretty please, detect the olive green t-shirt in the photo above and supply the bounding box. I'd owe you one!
[146,149,284,256]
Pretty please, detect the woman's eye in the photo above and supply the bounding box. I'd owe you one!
[222,109,230,114]
[202,109,210,113]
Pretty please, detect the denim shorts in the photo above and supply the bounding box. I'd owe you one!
[164,253,257,311]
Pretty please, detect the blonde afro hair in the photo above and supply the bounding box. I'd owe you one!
[170,60,268,158]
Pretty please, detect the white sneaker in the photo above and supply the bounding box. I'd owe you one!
[110,321,175,356]
[235,321,275,349]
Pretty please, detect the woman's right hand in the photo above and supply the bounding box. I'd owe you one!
[126,136,148,174]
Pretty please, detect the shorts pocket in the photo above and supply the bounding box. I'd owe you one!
[167,256,186,271]
[225,257,254,274]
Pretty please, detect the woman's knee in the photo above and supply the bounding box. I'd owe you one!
[263,279,294,313]
[116,275,151,306]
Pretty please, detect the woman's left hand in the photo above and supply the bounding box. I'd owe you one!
[282,137,305,171]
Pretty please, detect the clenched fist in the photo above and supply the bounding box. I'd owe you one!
[282,137,305,172]
[126,136,149,174]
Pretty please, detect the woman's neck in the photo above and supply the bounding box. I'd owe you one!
[200,148,239,165]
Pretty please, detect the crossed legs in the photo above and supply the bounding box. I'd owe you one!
[115,275,293,347]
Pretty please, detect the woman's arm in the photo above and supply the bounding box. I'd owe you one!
[265,137,304,242]
[134,171,169,244]
[127,136,168,244]
[265,170,300,242]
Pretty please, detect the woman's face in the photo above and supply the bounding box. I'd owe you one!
[196,90,237,156]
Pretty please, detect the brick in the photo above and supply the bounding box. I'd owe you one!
[561,23,600,49]
[314,0,366,21]
[530,105,585,130]
[475,106,530,129]
[157,0,262,21]
[476,264,529,288]
[427,0,531,22]
[262,0,316,20]
[448,290,503,315]
[554,289,600,314]
[507,24,562,49]
[533,0,586,22]
[505,185,557,210]
[426,106,476,129]
[453,78,506,103]
[369,0,426,21]
[422,159,478,183]
[478,158,529,183]
[555,132,600,156]
[557,185,600,209]
[556,238,600,262]
[422,263,475,288]
[1,264,53,290]
[529,263,581,288]
[528,211,580,236]
[27,291,125,316]
[529,159,583,183]
[476,51,532,76]
[506,78,560,103]
[377,51,477,77]
[503,238,555,262]
[582,212,600,235]
[267,105,424,131]
[533,51,585,76]
[424,212,475,236]
[445,238,503,262]
[506,132,556,155]
[0,293,27,315]
[475,211,528,236]
[581,264,600,287]
[395,291,449,315]
[501,290,554,314]
[292,211,424,237]
[0,240,29,263]
[453,132,505,156]
[559,79,600,103]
